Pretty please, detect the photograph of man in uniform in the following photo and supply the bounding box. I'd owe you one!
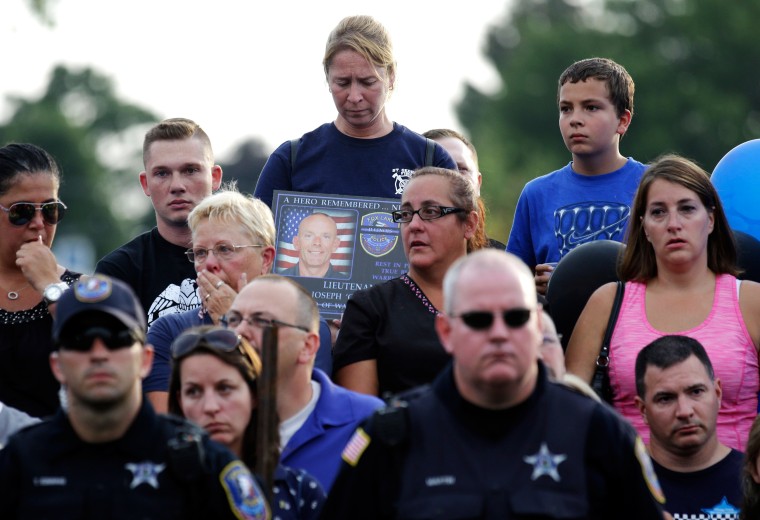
[280,213,349,279]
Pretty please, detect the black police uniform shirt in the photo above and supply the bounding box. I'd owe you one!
[0,400,269,519]
[323,362,667,519]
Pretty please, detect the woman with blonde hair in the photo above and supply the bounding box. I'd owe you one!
[254,15,454,208]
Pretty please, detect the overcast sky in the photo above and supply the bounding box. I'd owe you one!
[2,0,510,160]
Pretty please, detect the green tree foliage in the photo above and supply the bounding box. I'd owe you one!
[220,138,270,196]
[0,65,158,261]
[25,0,57,26]
[460,0,760,241]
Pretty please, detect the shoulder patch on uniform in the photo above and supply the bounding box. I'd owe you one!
[342,427,371,466]
[634,436,665,504]
[220,461,270,520]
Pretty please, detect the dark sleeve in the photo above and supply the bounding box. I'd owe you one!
[320,418,401,520]
[203,440,272,519]
[586,406,666,519]
[143,315,177,393]
[0,438,21,514]
[314,320,333,376]
[254,141,292,208]
[332,288,381,372]
[432,141,456,170]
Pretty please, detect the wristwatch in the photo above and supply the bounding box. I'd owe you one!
[43,282,69,305]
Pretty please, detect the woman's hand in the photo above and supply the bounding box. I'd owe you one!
[15,235,63,293]
[198,270,247,325]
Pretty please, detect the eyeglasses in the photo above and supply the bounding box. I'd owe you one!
[59,326,140,352]
[185,243,264,263]
[171,328,244,359]
[454,309,533,330]
[0,201,67,226]
[543,333,563,346]
[225,310,310,333]
[391,205,465,223]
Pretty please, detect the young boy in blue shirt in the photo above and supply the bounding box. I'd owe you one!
[506,57,645,294]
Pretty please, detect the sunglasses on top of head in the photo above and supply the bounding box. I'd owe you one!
[59,326,142,352]
[0,201,67,226]
[171,328,245,360]
[454,308,533,330]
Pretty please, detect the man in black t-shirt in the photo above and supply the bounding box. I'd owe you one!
[96,118,223,331]
[635,335,742,519]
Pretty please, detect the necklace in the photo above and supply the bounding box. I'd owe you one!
[2,281,30,300]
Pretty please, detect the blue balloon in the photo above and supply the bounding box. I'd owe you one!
[711,139,760,242]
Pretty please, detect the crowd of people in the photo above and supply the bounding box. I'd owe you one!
[1,12,759,520]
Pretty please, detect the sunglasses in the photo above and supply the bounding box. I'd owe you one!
[0,201,67,226]
[171,329,244,359]
[59,326,140,352]
[455,309,533,330]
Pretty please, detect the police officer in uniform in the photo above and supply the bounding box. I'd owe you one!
[323,250,669,519]
[0,274,269,519]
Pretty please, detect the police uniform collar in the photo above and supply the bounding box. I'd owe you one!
[47,399,159,460]
[434,361,549,438]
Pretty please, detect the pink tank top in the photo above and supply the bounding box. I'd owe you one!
[609,274,758,451]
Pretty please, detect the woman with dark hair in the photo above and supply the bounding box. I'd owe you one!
[0,143,80,417]
[333,167,480,397]
[566,154,760,450]
[168,326,325,519]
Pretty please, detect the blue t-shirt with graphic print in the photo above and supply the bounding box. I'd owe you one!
[506,158,646,267]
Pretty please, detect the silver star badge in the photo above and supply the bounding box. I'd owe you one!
[126,461,166,489]
[523,442,567,482]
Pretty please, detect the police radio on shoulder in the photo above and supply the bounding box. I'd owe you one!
[43,282,69,305]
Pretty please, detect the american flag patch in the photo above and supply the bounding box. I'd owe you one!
[342,427,371,466]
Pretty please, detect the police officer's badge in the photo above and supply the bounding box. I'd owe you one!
[359,212,399,257]
[522,442,567,482]
[220,461,270,519]
[125,461,166,489]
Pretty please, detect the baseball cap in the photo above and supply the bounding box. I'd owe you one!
[52,275,146,344]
